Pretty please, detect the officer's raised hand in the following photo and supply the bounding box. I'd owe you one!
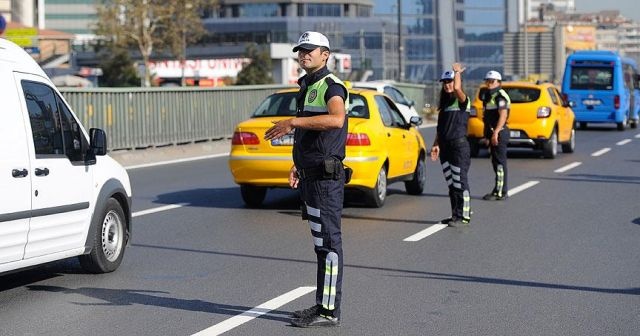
[265,119,294,140]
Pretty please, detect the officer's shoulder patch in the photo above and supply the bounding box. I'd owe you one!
[308,89,318,103]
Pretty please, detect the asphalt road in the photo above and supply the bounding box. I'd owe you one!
[1,125,639,336]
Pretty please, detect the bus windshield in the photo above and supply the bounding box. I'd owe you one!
[569,66,614,90]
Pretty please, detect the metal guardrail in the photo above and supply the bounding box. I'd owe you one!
[61,82,431,151]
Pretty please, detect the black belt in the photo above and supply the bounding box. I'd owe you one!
[297,166,326,180]
[443,137,467,144]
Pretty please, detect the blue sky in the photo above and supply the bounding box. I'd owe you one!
[576,0,640,22]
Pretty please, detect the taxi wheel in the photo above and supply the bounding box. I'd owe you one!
[542,128,558,159]
[405,156,426,195]
[240,185,267,208]
[561,128,575,153]
[366,166,387,208]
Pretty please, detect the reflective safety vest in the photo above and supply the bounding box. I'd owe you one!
[301,73,349,115]
[294,73,349,168]
[483,88,511,129]
[437,97,470,141]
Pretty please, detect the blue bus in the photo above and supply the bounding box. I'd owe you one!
[561,50,640,130]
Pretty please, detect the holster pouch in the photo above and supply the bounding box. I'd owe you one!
[344,166,353,183]
[323,158,343,180]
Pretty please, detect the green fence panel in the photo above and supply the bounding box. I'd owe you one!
[60,85,294,150]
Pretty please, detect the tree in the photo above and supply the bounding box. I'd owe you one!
[235,43,274,85]
[98,45,140,87]
[95,0,215,87]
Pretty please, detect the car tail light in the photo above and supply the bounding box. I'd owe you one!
[469,106,477,117]
[537,106,551,118]
[232,132,260,145]
[346,133,371,146]
[614,95,620,109]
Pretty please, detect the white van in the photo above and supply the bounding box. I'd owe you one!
[0,38,132,275]
[351,81,420,122]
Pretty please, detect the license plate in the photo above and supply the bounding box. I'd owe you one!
[271,133,294,146]
[510,130,520,138]
[582,99,601,106]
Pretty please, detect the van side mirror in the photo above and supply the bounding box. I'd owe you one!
[89,128,107,156]
[410,116,423,126]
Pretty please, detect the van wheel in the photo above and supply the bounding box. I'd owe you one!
[561,128,575,153]
[366,166,387,208]
[79,198,126,273]
[405,156,426,195]
[240,185,267,208]
[542,128,558,159]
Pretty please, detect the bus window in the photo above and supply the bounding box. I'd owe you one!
[570,67,613,90]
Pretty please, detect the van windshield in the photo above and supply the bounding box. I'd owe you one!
[569,66,614,90]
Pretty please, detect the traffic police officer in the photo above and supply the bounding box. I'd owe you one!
[430,63,471,227]
[264,31,348,328]
[482,70,511,200]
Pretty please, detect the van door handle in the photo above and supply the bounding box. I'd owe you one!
[12,169,28,178]
[35,168,50,176]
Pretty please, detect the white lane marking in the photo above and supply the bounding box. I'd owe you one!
[508,181,539,196]
[132,203,188,217]
[554,162,582,173]
[616,139,632,146]
[635,133,640,139]
[591,148,611,157]
[125,153,229,170]
[403,224,448,242]
[191,286,315,336]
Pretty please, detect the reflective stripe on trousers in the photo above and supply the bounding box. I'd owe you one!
[300,178,344,318]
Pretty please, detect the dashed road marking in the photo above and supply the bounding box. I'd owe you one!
[616,139,632,146]
[591,148,611,157]
[554,162,582,173]
[509,181,539,196]
[635,133,640,139]
[132,203,188,217]
[403,224,448,242]
[191,286,315,336]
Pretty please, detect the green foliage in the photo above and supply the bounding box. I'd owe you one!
[235,43,273,85]
[95,0,217,86]
[98,46,140,87]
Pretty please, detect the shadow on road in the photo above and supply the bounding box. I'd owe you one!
[26,285,292,323]
[132,243,640,296]
[539,173,640,185]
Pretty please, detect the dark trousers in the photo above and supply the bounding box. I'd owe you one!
[439,138,471,221]
[489,128,509,196]
[299,178,344,318]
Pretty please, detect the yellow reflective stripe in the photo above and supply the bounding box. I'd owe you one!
[325,265,338,274]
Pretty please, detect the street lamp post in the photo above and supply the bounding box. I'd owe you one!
[397,0,404,81]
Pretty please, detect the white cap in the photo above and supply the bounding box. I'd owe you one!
[440,70,455,81]
[293,31,330,52]
[484,70,502,81]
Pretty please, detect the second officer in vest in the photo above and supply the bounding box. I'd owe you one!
[481,70,511,200]
[431,63,472,227]
[265,31,348,328]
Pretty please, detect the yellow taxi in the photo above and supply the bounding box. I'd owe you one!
[467,81,576,158]
[229,87,427,207]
